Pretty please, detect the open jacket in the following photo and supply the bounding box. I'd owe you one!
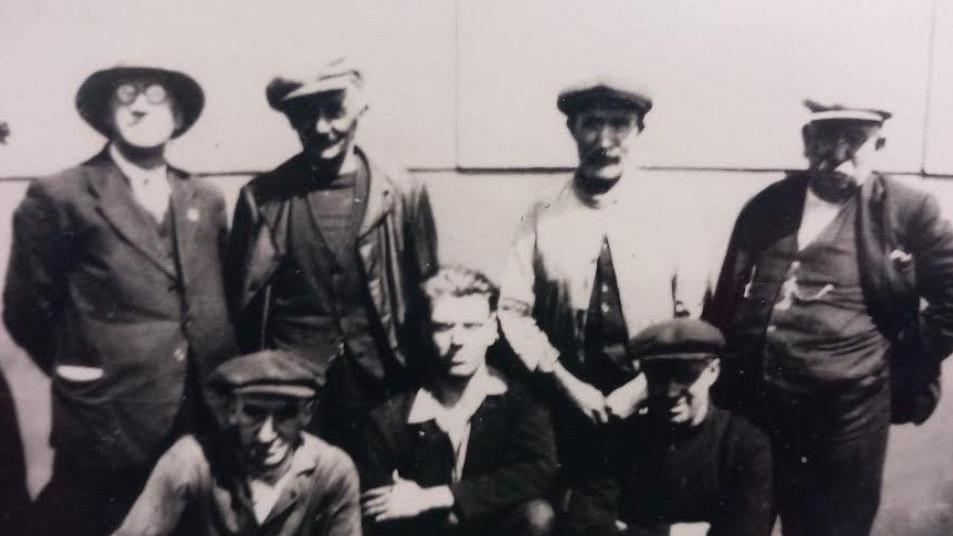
[705,172,953,424]
[226,146,438,380]
[3,148,236,470]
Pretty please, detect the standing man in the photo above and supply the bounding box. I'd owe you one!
[705,100,953,535]
[112,350,361,536]
[4,65,236,535]
[564,319,773,536]
[227,58,438,450]
[358,266,557,536]
[499,79,710,489]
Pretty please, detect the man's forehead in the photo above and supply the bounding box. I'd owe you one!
[431,294,492,319]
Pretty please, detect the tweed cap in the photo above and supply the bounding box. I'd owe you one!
[266,57,363,111]
[803,98,891,125]
[628,319,725,362]
[75,65,204,138]
[209,350,319,399]
[557,78,652,117]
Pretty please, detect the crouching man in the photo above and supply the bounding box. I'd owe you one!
[112,350,361,536]
[565,319,773,536]
[357,266,557,536]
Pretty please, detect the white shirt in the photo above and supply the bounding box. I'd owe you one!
[406,367,508,482]
[109,143,172,223]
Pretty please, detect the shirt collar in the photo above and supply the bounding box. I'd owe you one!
[109,142,168,185]
[407,367,507,425]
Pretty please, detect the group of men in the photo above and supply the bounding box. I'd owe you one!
[3,57,953,536]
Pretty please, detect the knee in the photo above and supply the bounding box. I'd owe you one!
[518,499,556,536]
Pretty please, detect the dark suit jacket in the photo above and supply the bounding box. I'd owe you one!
[356,376,557,529]
[705,172,953,424]
[225,146,438,380]
[3,148,236,471]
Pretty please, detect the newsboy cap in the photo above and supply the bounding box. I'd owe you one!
[209,350,319,399]
[803,98,891,125]
[557,78,652,117]
[628,319,725,362]
[266,57,363,111]
[76,65,204,138]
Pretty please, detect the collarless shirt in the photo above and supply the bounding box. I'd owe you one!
[109,143,171,223]
[406,368,508,482]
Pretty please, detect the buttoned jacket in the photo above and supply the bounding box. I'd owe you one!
[3,148,236,470]
[226,146,437,380]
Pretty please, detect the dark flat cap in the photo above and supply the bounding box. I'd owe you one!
[76,65,204,138]
[209,350,319,399]
[628,319,725,362]
[266,57,363,111]
[557,78,652,117]
[803,98,891,125]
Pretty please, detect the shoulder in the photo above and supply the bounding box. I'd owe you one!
[299,433,358,482]
[710,408,769,451]
[359,146,426,198]
[519,178,576,225]
[368,391,415,429]
[243,153,306,202]
[156,435,211,482]
[26,159,102,204]
[739,173,805,219]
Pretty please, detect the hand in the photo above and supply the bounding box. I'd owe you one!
[670,521,711,536]
[606,374,648,421]
[362,471,451,522]
[566,379,610,424]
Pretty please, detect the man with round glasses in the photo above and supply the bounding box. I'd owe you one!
[112,350,360,536]
[4,65,235,535]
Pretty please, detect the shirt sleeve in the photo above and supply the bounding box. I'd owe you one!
[498,204,561,372]
[111,437,205,536]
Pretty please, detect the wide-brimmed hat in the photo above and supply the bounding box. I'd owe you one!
[75,65,205,138]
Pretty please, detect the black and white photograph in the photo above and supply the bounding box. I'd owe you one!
[3,1,953,535]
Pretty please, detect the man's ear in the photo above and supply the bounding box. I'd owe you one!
[703,358,721,386]
[874,137,886,151]
[801,124,815,158]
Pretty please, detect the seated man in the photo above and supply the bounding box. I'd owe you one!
[112,350,361,536]
[357,266,557,536]
[565,319,773,536]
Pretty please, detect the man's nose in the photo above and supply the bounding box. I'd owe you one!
[597,125,616,148]
[315,114,332,135]
[257,416,278,442]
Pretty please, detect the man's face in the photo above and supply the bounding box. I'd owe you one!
[108,78,181,149]
[643,359,719,427]
[232,395,311,475]
[429,294,498,380]
[285,90,364,163]
[569,107,641,183]
[804,119,884,193]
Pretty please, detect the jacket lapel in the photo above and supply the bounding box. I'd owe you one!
[241,181,292,310]
[169,169,199,283]
[85,152,177,277]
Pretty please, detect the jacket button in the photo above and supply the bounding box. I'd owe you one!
[173,347,187,362]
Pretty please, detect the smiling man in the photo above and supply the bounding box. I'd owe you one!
[564,319,773,536]
[112,350,361,536]
[499,79,711,495]
[4,65,235,536]
[705,100,953,535]
[227,58,437,451]
[356,266,557,536]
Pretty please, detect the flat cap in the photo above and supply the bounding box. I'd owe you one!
[628,319,725,362]
[557,78,652,117]
[803,98,891,125]
[209,350,319,399]
[266,57,363,111]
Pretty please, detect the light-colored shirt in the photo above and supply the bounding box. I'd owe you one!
[406,367,508,482]
[109,143,171,223]
[499,174,714,372]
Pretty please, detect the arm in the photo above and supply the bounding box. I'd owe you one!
[112,438,203,536]
[320,454,363,536]
[404,178,438,283]
[449,389,558,524]
[562,460,622,536]
[711,425,773,536]
[2,180,73,373]
[909,192,953,362]
[224,187,265,352]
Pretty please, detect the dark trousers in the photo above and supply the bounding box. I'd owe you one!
[766,380,890,536]
[0,369,29,534]
[372,498,555,536]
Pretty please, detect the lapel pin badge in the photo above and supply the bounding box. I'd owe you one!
[186,207,200,222]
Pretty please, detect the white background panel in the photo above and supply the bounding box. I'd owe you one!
[457,0,933,171]
[0,0,456,176]
[925,0,953,175]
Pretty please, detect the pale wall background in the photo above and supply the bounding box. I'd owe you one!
[4,1,953,534]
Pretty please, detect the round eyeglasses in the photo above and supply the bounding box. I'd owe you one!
[114,82,169,105]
